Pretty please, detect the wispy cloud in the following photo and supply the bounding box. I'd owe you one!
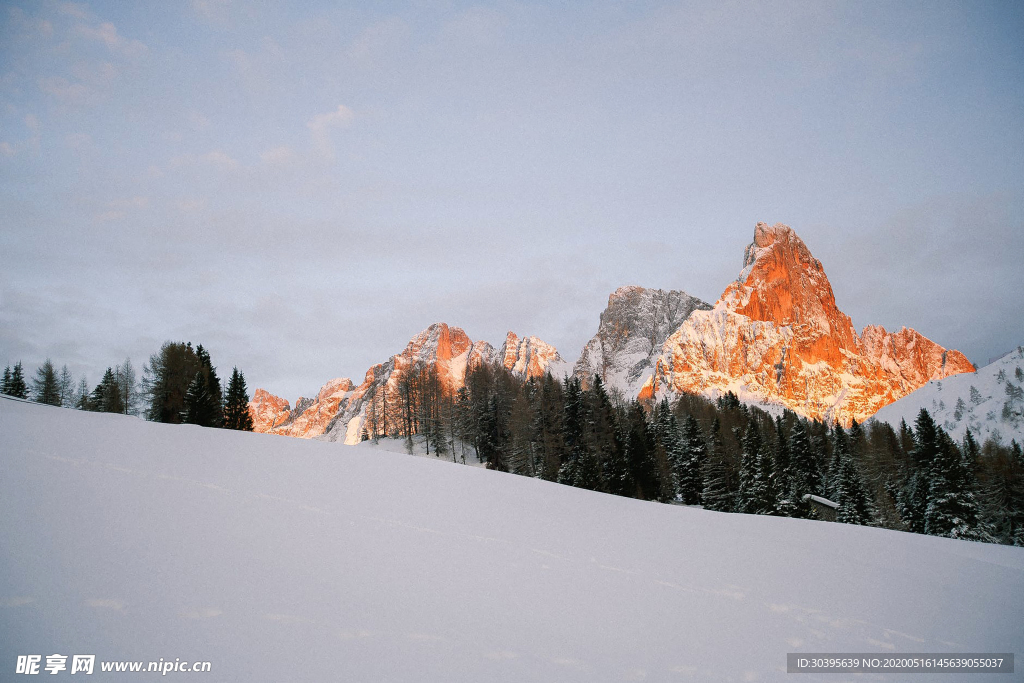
[260,145,297,166]
[307,105,354,157]
[76,21,147,58]
[58,2,89,20]
[38,76,90,103]
[201,150,239,169]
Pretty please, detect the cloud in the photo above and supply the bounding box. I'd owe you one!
[260,145,297,166]
[0,142,15,157]
[58,2,89,19]
[201,150,239,169]
[190,0,233,24]
[38,76,90,103]
[178,198,207,213]
[307,105,354,157]
[76,21,147,58]
[188,111,211,129]
[93,196,149,222]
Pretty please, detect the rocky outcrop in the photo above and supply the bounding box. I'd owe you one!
[573,285,710,396]
[248,388,292,433]
[500,331,571,380]
[250,323,568,445]
[641,222,975,425]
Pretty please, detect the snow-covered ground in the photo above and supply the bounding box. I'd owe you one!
[871,345,1024,445]
[2,396,1022,682]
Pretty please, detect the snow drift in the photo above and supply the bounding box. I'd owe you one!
[2,397,1022,682]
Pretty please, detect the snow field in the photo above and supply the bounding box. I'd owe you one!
[2,397,1022,682]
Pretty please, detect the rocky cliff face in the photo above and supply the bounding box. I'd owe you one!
[641,222,975,425]
[500,331,571,381]
[573,285,711,396]
[250,323,568,445]
[248,388,292,433]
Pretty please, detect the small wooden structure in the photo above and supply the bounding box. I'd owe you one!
[802,494,839,522]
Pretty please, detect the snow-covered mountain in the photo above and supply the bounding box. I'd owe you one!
[573,285,710,397]
[641,223,975,425]
[4,397,1022,682]
[871,345,1024,445]
[250,323,569,445]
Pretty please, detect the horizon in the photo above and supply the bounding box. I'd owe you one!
[2,1,1023,401]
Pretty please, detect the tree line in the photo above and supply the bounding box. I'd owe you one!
[2,341,253,430]
[361,361,1024,545]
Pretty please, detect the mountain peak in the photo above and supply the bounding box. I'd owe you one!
[647,222,973,425]
[722,222,857,360]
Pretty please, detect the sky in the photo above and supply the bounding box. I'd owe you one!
[1,0,1022,403]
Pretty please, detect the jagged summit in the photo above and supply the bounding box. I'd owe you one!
[249,322,568,444]
[642,222,974,425]
[573,285,710,396]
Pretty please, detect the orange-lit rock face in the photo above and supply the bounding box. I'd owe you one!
[250,323,567,444]
[648,222,975,425]
[499,332,569,380]
[248,388,292,433]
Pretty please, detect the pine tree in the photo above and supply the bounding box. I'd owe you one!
[143,342,201,423]
[32,359,61,406]
[181,346,223,428]
[771,414,799,516]
[195,345,223,427]
[701,417,733,512]
[7,362,28,398]
[586,376,621,493]
[897,409,941,533]
[679,414,707,505]
[2,365,11,394]
[738,420,772,514]
[924,431,984,539]
[624,399,661,500]
[91,368,124,413]
[557,376,587,486]
[184,371,213,426]
[831,428,875,526]
[222,367,254,431]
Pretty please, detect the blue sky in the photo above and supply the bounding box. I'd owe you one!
[2,0,1022,402]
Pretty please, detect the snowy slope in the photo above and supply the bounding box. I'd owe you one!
[871,345,1024,445]
[2,397,1023,682]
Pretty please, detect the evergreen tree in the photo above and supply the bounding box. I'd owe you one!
[787,419,821,505]
[738,420,772,514]
[585,376,621,493]
[771,414,799,516]
[624,399,661,500]
[184,371,214,426]
[924,431,985,539]
[222,367,254,431]
[7,362,28,398]
[143,342,201,423]
[2,365,10,394]
[32,359,61,406]
[479,395,508,472]
[679,414,707,505]
[897,409,941,533]
[195,345,223,427]
[91,368,124,413]
[701,417,733,512]
[831,428,875,525]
